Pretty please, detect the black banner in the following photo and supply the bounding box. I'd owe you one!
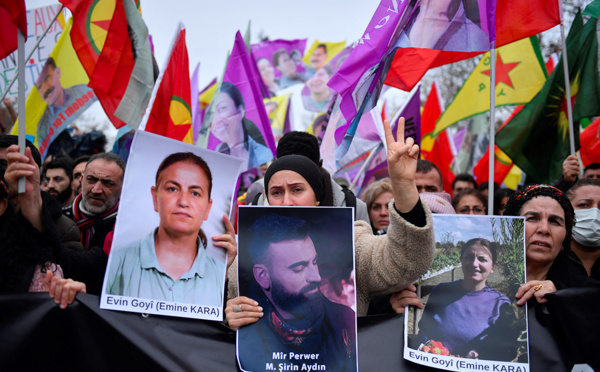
[1,290,597,371]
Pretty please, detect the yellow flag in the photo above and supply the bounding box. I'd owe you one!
[199,81,217,110]
[264,94,291,141]
[503,164,523,191]
[302,40,346,70]
[12,19,96,158]
[433,37,547,136]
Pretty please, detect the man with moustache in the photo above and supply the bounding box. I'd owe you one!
[415,160,443,193]
[309,44,328,71]
[71,155,91,197]
[68,152,125,251]
[238,214,356,372]
[35,58,96,146]
[44,157,75,209]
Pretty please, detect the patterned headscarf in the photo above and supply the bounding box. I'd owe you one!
[503,184,575,251]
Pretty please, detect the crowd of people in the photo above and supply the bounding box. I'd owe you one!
[0,113,599,369]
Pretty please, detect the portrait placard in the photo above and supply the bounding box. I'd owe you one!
[236,206,358,372]
[404,214,529,371]
[100,131,244,321]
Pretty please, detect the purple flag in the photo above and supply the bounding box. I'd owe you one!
[328,84,421,190]
[327,0,415,122]
[360,156,389,191]
[191,62,201,143]
[251,38,309,92]
[208,31,276,171]
[389,83,421,150]
[453,126,467,153]
[249,47,271,98]
[335,107,384,171]
[328,0,417,160]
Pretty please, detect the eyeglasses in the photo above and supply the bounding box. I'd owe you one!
[458,206,485,214]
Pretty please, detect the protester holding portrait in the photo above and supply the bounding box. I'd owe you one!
[503,185,600,370]
[226,117,435,325]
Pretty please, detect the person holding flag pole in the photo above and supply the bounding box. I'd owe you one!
[0,0,30,194]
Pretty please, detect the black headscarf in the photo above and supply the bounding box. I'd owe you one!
[263,155,329,206]
[503,184,575,251]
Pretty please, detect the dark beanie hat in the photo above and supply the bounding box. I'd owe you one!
[503,184,575,251]
[264,155,326,204]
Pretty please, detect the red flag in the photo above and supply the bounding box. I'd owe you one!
[580,117,600,167]
[420,82,454,193]
[60,0,135,128]
[142,25,193,143]
[385,0,560,91]
[473,106,523,185]
[0,0,27,59]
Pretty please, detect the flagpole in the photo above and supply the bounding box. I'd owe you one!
[349,142,382,190]
[559,1,576,156]
[487,43,496,215]
[0,5,64,102]
[17,29,26,193]
[316,93,338,147]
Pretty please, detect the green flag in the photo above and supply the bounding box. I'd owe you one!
[496,10,600,184]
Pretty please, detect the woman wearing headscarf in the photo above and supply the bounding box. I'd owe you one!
[503,185,575,303]
[503,185,599,370]
[225,118,436,327]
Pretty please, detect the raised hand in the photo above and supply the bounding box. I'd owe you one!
[383,118,420,213]
[5,145,44,230]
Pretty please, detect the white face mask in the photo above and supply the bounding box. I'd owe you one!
[572,208,600,247]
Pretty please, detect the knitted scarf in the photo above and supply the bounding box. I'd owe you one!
[71,193,119,250]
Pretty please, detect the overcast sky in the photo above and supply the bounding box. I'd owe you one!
[27,0,380,89]
[25,0,381,137]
